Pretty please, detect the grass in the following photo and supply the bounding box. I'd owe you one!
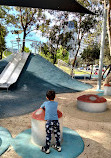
[55,64,91,75]
[3,51,12,59]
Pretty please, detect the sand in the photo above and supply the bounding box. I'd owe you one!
[0,79,111,158]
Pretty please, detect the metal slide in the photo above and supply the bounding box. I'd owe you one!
[0,52,30,89]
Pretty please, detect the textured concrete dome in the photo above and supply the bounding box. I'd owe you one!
[77,94,107,113]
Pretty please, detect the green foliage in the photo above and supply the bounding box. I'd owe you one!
[77,0,91,8]
[81,43,100,64]
[0,6,17,26]
[0,24,7,53]
[40,51,54,63]
[3,51,12,59]
[11,7,48,51]
[40,11,75,64]
[40,1,100,66]
[56,46,69,63]
[48,25,74,51]
[0,6,11,55]
[70,0,103,69]
[104,35,111,66]
[24,47,31,53]
[40,43,54,63]
[40,44,69,64]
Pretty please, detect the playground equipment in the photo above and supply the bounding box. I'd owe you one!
[0,127,12,156]
[31,108,63,146]
[0,52,30,89]
[102,64,111,79]
[104,72,111,95]
[77,94,107,113]
[11,39,41,55]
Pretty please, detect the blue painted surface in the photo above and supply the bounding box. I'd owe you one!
[11,127,84,158]
[96,89,104,92]
[0,127,12,156]
[0,54,92,118]
[0,138,2,146]
[96,93,104,96]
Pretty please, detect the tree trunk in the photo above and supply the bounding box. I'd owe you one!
[70,40,81,77]
[22,30,26,52]
[53,55,57,64]
[90,64,93,80]
[70,15,82,78]
[0,52,2,60]
[52,53,55,64]
[107,0,111,55]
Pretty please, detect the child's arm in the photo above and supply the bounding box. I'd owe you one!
[40,102,45,110]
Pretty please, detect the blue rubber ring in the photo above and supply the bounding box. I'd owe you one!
[11,127,84,158]
[0,127,12,156]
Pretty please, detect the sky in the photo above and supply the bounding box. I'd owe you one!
[5,7,77,53]
[4,6,48,52]
[5,26,47,53]
[5,11,57,51]
[4,6,97,54]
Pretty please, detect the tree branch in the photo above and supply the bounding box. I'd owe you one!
[20,8,24,29]
[25,9,36,28]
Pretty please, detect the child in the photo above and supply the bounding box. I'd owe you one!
[40,90,61,154]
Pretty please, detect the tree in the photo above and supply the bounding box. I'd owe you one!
[56,46,69,63]
[24,46,31,53]
[69,0,102,77]
[40,11,74,64]
[48,27,73,64]
[0,6,17,27]
[40,43,54,63]
[81,43,100,79]
[0,24,7,59]
[0,6,20,59]
[104,34,111,65]
[12,7,48,52]
[91,0,111,55]
[0,6,8,57]
[40,43,69,64]
[40,2,99,66]
[0,6,11,23]
[81,43,100,64]
[106,0,111,55]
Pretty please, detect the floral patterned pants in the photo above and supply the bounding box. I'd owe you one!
[45,120,61,149]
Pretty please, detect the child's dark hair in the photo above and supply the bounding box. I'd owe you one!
[46,90,55,100]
